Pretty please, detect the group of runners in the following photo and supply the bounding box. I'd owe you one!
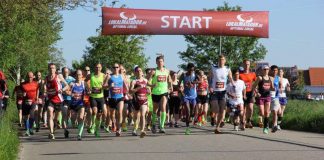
[3,54,291,140]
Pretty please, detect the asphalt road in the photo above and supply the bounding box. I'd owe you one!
[19,124,324,160]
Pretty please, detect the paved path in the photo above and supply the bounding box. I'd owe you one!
[19,124,324,160]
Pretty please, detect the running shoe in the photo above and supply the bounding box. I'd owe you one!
[132,130,137,136]
[246,122,254,129]
[214,129,222,134]
[64,129,69,138]
[116,130,121,137]
[25,130,31,137]
[147,124,151,131]
[95,130,100,137]
[185,128,191,135]
[174,123,181,128]
[122,123,128,132]
[35,127,40,132]
[18,123,22,127]
[48,133,55,140]
[140,131,146,138]
[159,128,166,134]
[29,129,34,135]
[258,122,264,128]
[271,126,278,133]
[234,125,239,131]
[263,128,269,134]
[89,126,95,134]
[151,125,157,134]
[277,125,281,130]
[211,118,215,127]
[77,135,82,141]
[104,126,111,133]
[220,121,225,128]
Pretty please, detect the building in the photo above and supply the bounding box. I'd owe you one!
[303,67,324,98]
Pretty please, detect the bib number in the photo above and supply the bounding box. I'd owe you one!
[216,82,225,89]
[157,75,167,82]
[112,87,122,94]
[91,88,102,94]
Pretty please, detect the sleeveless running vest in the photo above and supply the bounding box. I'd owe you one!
[90,73,104,98]
[258,76,271,97]
[46,75,63,103]
[71,81,85,106]
[109,74,124,99]
[152,68,169,95]
[134,79,148,104]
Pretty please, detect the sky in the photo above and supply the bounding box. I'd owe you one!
[57,0,324,71]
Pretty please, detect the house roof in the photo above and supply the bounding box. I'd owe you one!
[308,68,324,86]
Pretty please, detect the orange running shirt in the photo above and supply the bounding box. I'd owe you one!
[239,72,256,92]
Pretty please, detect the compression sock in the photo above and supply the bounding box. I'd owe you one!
[78,121,84,136]
[160,112,166,129]
[152,113,157,126]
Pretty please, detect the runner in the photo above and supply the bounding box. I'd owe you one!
[104,63,127,136]
[103,68,112,133]
[252,65,274,134]
[209,55,234,134]
[239,60,257,129]
[130,66,149,138]
[179,63,197,135]
[44,63,69,139]
[69,70,86,140]
[13,79,25,127]
[145,68,154,131]
[169,71,181,128]
[196,70,209,126]
[2,88,9,111]
[36,71,47,129]
[87,63,107,137]
[270,65,281,133]
[120,65,133,132]
[150,55,172,134]
[226,69,246,131]
[21,72,39,136]
[0,73,7,112]
[278,68,290,130]
[61,67,75,138]
[83,66,93,133]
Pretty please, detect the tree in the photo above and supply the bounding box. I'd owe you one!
[178,2,267,71]
[74,34,149,72]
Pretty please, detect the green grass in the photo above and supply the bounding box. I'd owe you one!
[251,100,324,133]
[0,100,19,160]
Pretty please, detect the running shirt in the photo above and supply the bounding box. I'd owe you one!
[279,78,290,98]
[226,79,245,105]
[108,74,124,99]
[170,82,180,97]
[22,81,39,104]
[38,79,45,98]
[182,73,197,99]
[152,68,169,95]
[134,79,148,104]
[62,76,75,101]
[258,76,271,97]
[0,79,6,99]
[273,76,280,98]
[239,72,256,92]
[71,81,85,106]
[90,73,104,98]
[197,78,208,94]
[211,65,230,92]
[46,75,63,103]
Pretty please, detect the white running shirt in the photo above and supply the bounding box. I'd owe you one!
[211,65,230,92]
[226,79,245,105]
[279,78,289,98]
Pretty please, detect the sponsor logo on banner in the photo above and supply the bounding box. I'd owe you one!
[108,12,147,29]
[226,14,263,31]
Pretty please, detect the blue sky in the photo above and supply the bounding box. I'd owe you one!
[57,0,324,71]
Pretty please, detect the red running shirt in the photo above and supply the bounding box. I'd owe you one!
[22,81,39,103]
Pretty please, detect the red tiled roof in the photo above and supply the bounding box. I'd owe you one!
[309,68,324,86]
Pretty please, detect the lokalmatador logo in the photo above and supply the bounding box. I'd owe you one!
[226,14,263,31]
[108,12,147,29]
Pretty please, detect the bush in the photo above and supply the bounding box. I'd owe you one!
[0,82,19,160]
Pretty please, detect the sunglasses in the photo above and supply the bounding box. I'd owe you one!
[113,67,119,69]
[86,70,90,71]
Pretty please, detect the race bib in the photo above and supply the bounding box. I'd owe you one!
[91,87,102,94]
[157,75,167,82]
[171,91,179,97]
[245,82,252,90]
[216,82,225,89]
[18,100,23,105]
[112,87,122,94]
[25,99,33,105]
[262,83,271,90]
[137,93,147,101]
[72,93,82,100]
[47,89,57,96]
